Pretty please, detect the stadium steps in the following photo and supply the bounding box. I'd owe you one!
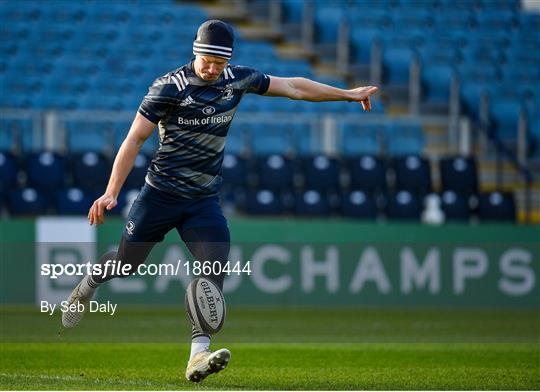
[200,1,284,41]
[275,42,317,62]
[516,188,540,223]
[198,0,250,22]
[236,21,283,41]
[311,62,350,81]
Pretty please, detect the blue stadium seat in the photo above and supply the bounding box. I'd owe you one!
[340,190,378,220]
[457,64,499,84]
[477,191,516,222]
[26,152,66,196]
[462,44,505,66]
[8,60,54,78]
[49,58,102,79]
[254,155,294,189]
[43,76,88,97]
[0,151,19,197]
[294,189,332,216]
[499,64,540,85]
[246,189,285,215]
[519,13,540,35]
[0,23,31,43]
[459,82,493,118]
[41,5,86,23]
[314,5,346,47]
[340,124,381,156]
[33,93,79,110]
[432,11,476,32]
[385,190,422,221]
[281,0,305,24]
[350,27,384,64]
[66,122,111,153]
[235,41,277,62]
[222,153,248,187]
[478,0,520,11]
[385,122,425,156]
[393,155,432,195]
[16,41,65,59]
[439,156,478,196]
[55,187,93,215]
[474,9,517,32]
[440,190,470,221]
[419,44,462,66]
[301,155,340,191]
[382,47,417,84]
[0,3,42,23]
[421,64,456,104]
[8,187,49,215]
[250,125,292,156]
[71,152,111,193]
[346,155,387,193]
[489,100,523,140]
[84,6,131,26]
[391,11,433,38]
[78,94,124,111]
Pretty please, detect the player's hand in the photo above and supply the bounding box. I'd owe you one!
[88,193,117,226]
[347,86,379,111]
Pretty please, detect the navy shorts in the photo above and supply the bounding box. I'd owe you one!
[95,183,230,291]
[123,183,228,243]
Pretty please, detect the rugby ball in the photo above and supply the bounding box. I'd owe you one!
[185,277,226,335]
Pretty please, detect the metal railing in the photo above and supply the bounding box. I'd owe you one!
[1,108,449,157]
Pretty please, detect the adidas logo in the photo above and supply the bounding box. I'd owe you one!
[180,96,196,107]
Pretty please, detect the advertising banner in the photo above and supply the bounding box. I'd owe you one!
[1,218,538,307]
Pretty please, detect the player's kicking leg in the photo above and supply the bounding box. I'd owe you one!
[61,250,116,328]
[185,344,231,382]
[181,224,231,383]
[61,274,100,328]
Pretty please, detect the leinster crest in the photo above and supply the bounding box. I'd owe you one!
[222,84,234,101]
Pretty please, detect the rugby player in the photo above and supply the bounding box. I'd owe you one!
[62,19,378,383]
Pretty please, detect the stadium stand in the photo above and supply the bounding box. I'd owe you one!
[71,152,112,194]
[254,154,295,190]
[440,190,472,221]
[385,190,423,221]
[478,191,517,221]
[1,0,538,223]
[439,156,479,197]
[294,189,333,216]
[340,190,379,220]
[246,189,285,215]
[393,155,432,196]
[8,187,49,216]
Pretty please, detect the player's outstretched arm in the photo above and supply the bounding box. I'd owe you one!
[264,76,379,111]
[88,113,155,226]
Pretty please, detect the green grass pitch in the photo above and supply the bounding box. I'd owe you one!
[1,306,539,390]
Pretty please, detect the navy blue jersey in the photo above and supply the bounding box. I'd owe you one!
[138,61,270,198]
